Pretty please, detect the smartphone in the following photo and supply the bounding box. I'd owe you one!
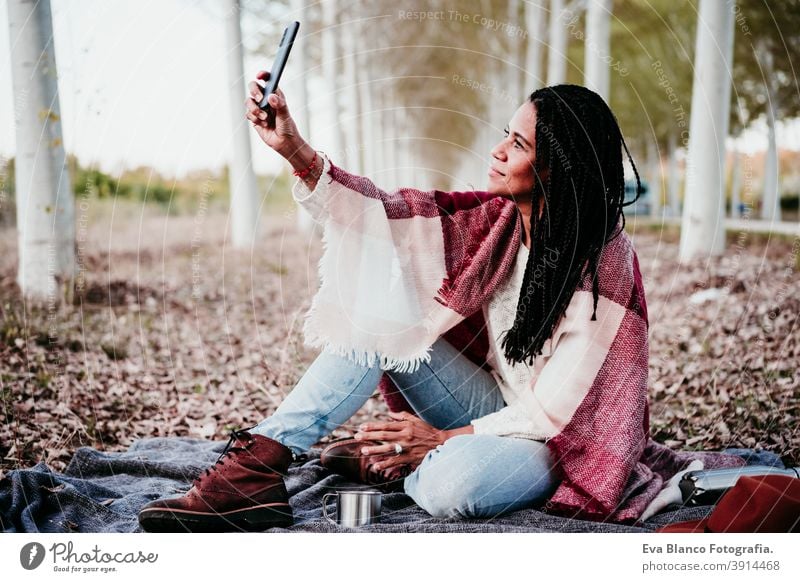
[258,21,300,127]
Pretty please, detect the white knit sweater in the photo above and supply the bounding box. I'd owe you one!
[471,242,604,442]
[473,242,546,439]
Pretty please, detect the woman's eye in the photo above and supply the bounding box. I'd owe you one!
[504,129,522,149]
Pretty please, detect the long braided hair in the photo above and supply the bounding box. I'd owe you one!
[499,84,641,367]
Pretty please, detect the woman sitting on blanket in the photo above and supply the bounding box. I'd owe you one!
[137,71,745,533]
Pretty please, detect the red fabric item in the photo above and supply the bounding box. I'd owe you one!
[321,157,746,524]
[658,475,800,533]
[375,226,745,524]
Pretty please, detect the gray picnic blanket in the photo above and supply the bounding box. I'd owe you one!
[0,437,784,533]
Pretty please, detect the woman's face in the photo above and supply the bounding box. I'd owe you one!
[487,101,540,198]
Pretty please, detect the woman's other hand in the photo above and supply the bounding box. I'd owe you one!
[354,411,448,473]
[245,70,302,157]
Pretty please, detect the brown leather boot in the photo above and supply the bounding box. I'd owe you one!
[320,438,414,493]
[138,429,295,532]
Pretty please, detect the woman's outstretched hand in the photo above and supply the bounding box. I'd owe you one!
[354,411,448,474]
[245,70,302,157]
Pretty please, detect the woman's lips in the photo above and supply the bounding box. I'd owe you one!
[488,167,504,177]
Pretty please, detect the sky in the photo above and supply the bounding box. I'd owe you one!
[1,0,798,180]
[0,0,314,178]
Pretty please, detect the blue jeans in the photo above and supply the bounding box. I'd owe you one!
[252,336,560,519]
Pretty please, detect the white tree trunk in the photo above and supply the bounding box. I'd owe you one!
[382,95,395,189]
[584,0,611,102]
[525,0,547,90]
[322,0,344,162]
[646,138,662,218]
[761,100,780,221]
[508,0,523,100]
[8,0,74,302]
[341,17,362,174]
[381,94,396,189]
[456,118,487,193]
[225,0,259,248]
[400,109,414,185]
[679,0,734,262]
[357,30,376,178]
[667,131,680,217]
[730,147,742,218]
[472,74,504,194]
[547,0,568,86]
[759,40,780,222]
[371,84,384,189]
[291,0,314,235]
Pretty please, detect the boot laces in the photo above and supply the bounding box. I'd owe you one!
[192,428,253,487]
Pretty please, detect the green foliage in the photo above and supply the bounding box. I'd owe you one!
[0,301,26,344]
[72,165,127,200]
[71,156,182,210]
[731,0,800,132]
[0,157,15,227]
[604,0,698,152]
[0,154,293,223]
[605,0,800,147]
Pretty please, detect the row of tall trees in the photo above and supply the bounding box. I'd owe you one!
[6,0,798,300]
[251,0,797,229]
[271,0,797,255]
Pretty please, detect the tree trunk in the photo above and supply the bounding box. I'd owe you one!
[508,0,523,100]
[456,118,486,193]
[729,147,742,219]
[667,131,680,217]
[547,0,568,85]
[357,21,376,178]
[760,42,781,222]
[761,107,780,221]
[525,0,547,91]
[341,11,362,174]
[646,138,662,218]
[225,0,259,248]
[383,94,397,189]
[291,0,314,235]
[584,0,611,102]
[8,0,74,302]
[399,108,415,185]
[322,0,344,161]
[373,83,385,189]
[679,0,734,262]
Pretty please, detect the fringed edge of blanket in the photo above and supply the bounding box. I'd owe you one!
[298,188,446,374]
[300,316,435,374]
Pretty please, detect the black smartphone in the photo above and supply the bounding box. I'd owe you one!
[258,21,300,127]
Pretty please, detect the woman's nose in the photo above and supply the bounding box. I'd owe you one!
[490,141,505,160]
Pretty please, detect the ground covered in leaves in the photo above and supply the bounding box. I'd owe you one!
[1,207,798,476]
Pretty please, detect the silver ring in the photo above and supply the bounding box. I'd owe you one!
[394,443,403,455]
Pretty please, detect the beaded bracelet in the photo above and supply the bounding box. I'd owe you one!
[292,151,318,180]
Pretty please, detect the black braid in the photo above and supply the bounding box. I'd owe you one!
[499,84,641,367]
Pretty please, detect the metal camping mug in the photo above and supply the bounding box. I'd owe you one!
[322,489,382,527]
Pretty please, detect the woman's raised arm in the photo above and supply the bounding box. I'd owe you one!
[245,70,324,191]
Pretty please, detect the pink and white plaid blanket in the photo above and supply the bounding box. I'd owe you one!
[295,152,745,524]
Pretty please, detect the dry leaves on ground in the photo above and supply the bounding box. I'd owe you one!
[1,213,797,473]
